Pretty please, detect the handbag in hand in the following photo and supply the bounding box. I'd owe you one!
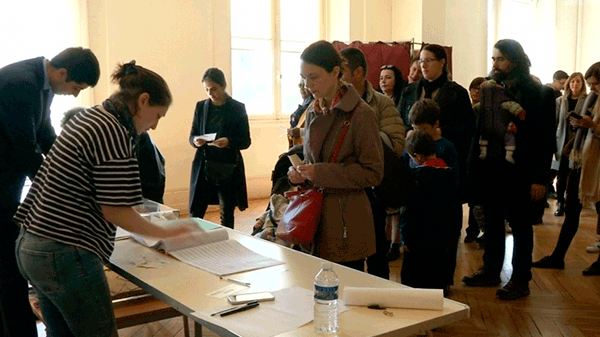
[276,112,354,245]
[203,147,237,186]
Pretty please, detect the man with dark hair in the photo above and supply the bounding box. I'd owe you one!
[548,70,569,98]
[462,39,556,300]
[340,47,406,279]
[0,47,100,336]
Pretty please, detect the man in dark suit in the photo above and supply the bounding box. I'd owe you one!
[0,47,100,336]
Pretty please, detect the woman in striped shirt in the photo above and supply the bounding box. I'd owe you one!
[14,61,192,337]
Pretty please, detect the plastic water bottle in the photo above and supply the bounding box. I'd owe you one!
[314,261,339,334]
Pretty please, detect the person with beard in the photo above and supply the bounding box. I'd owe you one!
[462,39,556,300]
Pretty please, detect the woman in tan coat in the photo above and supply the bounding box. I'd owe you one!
[288,40,384,270]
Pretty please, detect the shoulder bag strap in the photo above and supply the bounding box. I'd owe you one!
[330,112,354,163]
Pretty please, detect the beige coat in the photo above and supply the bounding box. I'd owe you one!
[580,98,600,207]
[304,84,384,262]
[364,81,406,156]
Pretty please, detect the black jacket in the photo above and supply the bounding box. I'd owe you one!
[189,96,251,211]
[0,57,55,216]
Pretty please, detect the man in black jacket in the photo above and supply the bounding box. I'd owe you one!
[462,39,556,300]
[0,47,99,336]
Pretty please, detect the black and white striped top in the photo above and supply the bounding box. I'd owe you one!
[14,105,143,263]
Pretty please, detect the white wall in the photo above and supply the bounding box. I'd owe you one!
[392,0,488,89]
[579,0,600,73]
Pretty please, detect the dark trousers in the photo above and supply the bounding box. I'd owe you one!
[365,190,389,279]
[476,159,535,284]
[550,169,600,260]
[0,216,37,337]
[465,206,481,237]
[401,248,446,289]
[190,179,236,229]
[555,155,570,204]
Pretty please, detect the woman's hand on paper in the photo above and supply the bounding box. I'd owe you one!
[193,136,207,147]
[296,164,315,181]
[163,218,199,237]
[287,166,307,184]
[209,137,229,148]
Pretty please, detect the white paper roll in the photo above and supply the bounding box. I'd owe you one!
[342,287,444,311]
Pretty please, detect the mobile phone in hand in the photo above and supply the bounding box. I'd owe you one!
[568,111,583,120]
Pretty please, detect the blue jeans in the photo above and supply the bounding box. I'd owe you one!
[15,227,117,337]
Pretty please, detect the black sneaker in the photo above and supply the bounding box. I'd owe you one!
[582,261,600,276]
[496,280,530,300]
[387,247,401,262]
[554,202,564,216]
[532,256,564,269]
[462,269,501,287]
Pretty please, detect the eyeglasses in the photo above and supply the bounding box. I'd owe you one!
[418,58,438,65]
[380,64,395,70]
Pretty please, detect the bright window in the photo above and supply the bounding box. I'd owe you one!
[230,0,321,118]
[0,0,89,198]
[492,0,556,82]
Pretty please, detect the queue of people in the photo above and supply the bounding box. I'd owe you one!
[2,37,600,336]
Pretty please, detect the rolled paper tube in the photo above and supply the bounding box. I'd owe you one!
[343,287,444,311]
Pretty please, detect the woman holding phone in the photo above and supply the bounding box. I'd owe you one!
[287,40,383,270]
[552,72,587,216]
[533,63,600,272]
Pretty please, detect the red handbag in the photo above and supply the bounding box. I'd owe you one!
[276,112,353,246]
[276,188,324,245]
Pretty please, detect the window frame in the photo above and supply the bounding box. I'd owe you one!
[230,0,325,121]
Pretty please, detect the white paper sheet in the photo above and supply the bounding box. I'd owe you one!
[169,239,284,276]
[193,286,350,337]
[195,133,217,142]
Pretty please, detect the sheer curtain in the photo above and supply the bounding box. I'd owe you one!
[0,0,92,133]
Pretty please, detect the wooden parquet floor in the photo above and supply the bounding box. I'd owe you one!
[37,199,599,337]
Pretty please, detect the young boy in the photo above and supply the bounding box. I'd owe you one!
[399,130,462,294]
[403,99,460,187]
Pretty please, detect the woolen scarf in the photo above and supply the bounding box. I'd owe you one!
[420,73,448,99]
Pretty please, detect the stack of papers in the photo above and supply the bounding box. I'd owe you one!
[130,218,285,276]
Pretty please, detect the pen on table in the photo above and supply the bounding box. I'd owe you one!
[220,301,260,317]
[220,276,250,287]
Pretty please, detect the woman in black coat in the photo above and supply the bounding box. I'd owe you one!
[397,44,475,201]
[189,68,251,228]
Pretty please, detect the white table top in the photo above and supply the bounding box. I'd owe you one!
[109,224,469,336]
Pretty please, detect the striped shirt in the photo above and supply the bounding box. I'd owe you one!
[14,105,143,262]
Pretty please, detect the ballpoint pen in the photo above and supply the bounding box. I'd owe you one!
[210,301,260,317]
[220,276,250,287]
[220,301,260,317]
